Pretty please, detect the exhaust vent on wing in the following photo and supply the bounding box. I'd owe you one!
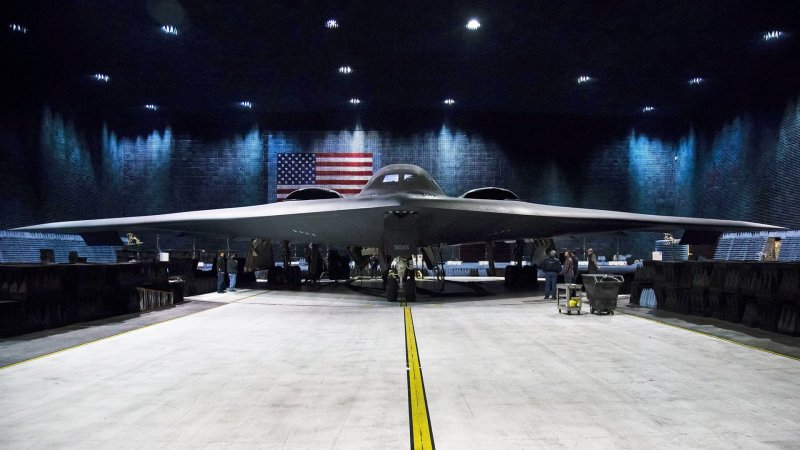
[284,188,343,201]
[460,187,519,200]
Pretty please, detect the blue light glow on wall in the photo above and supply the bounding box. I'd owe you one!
[673,131,696,216]
[227,128,264,205]
[698,118,751,220]
[120,128,173,214]
[627,132,677,215]
[40,108,98,221]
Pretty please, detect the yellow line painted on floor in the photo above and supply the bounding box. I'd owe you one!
[404,306,434,449]
[621,311,800,362]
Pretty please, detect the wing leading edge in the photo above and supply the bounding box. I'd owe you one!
[404,196,783,245]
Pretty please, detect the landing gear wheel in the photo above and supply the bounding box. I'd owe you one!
[405,278,417,302]
[386,276,398,302]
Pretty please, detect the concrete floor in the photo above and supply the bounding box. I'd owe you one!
[1,280,799,449]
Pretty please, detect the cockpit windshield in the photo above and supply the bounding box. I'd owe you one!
[359,164,445,196]
[382,173,416,184]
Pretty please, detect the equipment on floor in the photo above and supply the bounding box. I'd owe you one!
[582,274,623,315]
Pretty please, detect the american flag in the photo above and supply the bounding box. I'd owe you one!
[277,153,374,201]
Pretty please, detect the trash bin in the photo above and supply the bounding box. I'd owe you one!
[582,274,624,315]
[168,276,185,303]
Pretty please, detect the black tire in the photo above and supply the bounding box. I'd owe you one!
[405,278,416,302]
[386,276,399,302]
[291,266,302,287]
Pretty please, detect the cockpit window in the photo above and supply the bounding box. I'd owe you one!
[404,174,414,181]
[383,174,400,183]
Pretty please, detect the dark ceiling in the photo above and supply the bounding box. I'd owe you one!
[3,0,800,123]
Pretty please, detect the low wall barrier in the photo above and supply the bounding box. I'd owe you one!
[632,261,800,336]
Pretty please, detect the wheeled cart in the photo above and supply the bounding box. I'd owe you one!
[557,283,583,315]
[581,274,624,315]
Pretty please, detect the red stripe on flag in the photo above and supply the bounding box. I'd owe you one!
[316,161,373,167]
[315,153,373,158]
[314,170,373,176]
[315,180,368,185]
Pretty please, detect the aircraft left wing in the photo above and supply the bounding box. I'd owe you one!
[14,197,402,246]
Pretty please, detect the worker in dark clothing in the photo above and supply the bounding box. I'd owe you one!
[227,252,238,292]
[587,248,599,273]
[542,250,562,300]
[215,251,226,293]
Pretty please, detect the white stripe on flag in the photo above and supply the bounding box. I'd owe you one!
[316,166,372,172]
[316,157,373,163]
[315,175,372,181]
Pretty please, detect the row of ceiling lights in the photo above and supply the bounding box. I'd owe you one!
[322,18,482,110]
[7,20,790,115]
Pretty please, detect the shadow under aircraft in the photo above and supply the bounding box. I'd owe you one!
[16,164,781,301]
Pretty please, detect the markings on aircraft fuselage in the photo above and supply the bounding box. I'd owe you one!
[404,306,435,449]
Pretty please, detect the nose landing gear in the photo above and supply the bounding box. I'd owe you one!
[385,256,417,302]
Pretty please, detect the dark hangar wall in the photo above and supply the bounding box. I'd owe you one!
[1,98,799,258]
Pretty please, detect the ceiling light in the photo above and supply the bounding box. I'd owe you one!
[326,19,338,29]
[240,101,252,108]
[9,24,28,34]
[349,98,360,105]
[688,77,704,85]
[577,75,592,84]
[642,106,655,113]
[466,19,481,30]
[93,74,110,82]
[161,25,178,36]
[338,66,353,74]
[443,99,455,105]
[763,30,784,41]
[144,104,158,111]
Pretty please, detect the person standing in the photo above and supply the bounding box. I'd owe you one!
[561,251,575,284]
[227,252,238,292]
[542,250,562,300]
[215,251,226,293]
[587,248,599,274]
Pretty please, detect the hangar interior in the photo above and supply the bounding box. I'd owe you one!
[1,1,800,448]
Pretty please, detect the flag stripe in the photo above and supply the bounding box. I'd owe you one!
[315,161,373,167]
[316,168,373,174]
[316,175,372,181]
[316,153,373,158]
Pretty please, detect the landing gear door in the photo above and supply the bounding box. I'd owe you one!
[383,211,420,258]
